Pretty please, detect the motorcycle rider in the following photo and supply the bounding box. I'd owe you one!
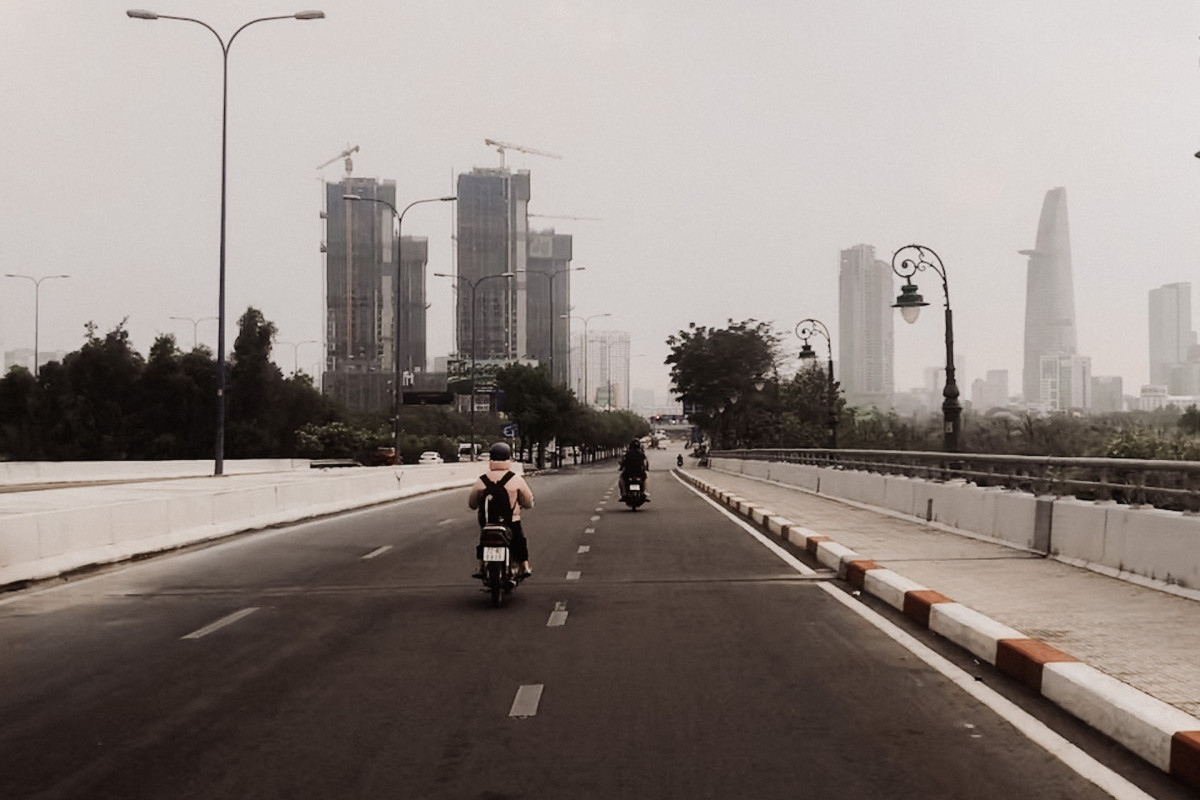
[619,438,650,502]
[468,442,535,579]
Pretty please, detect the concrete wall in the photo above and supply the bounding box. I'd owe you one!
[0,462,498,588]
[0,459,310,487]
[710,457,1200,590]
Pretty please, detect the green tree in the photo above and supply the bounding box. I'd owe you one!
[226,307,285,457]
[666,319,779,448]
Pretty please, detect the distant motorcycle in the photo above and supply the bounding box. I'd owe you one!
[478,523,524,607]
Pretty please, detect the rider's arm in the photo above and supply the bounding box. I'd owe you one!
[515,478,534,509]
[467,479,484,510]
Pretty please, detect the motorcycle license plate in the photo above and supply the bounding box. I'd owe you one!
[482,547,508,562]
[629,484,641,491]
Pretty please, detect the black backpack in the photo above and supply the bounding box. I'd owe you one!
[478,471,515,526]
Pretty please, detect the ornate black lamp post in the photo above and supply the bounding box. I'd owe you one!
[795,318,837,448]
[891,244,961,452]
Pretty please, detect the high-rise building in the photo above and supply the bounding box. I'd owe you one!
[1039,353,1091,412]
[837,244,894,408]
[1020,187,1078,403]
[1091,375,1124,413]
[526,229,574,386]
[397,235,429,383]
[970,369,1009,410]
[571,329,630,408]
[1148,282,1194,389]
[454,168,531,363]
[322,177,395,412]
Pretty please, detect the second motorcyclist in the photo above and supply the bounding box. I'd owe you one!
[618,438,650,503]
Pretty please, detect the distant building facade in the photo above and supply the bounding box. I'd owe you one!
[525,229,574,386]
[1039,353,1091,412]
[837,244,894,409]
[571,330,630,408]
[454,168,531,364]
[1148,282,1198,394]
[1091,375,1124,413]
[1020,187,1078,403]
[970,369,1009,410]
[322,177,395,412]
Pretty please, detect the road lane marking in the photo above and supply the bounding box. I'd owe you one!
[578,545,590,554]
[361,546,392,560]
[510,684,544,718]
[438,518,455,526]
[548,601,569,627]
[566,571,581,581]
[674,473,1156,800]
[181,607,259,640]
[584,527,596,534]
[590,515,600,522]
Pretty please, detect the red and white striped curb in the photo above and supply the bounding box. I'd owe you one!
[681,470,1200,791]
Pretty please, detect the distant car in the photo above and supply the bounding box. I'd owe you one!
[417,451,444,464]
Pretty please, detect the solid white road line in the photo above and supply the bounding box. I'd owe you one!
[566,571,582,581]
[548,601,569,627]
[510,684,544,718]
[361,546,392,560]
[673,474,1155,800]
[181,607,260,640]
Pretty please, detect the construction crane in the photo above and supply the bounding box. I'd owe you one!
[528,213,602,221]
[484,138,561,169]
[318,145,359,176]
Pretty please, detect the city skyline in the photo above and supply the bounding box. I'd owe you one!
[4,3,1200,406]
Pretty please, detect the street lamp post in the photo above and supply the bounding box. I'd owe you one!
[127,8,325,477]
[344,194,455,456]
[519,266,584,385]
[278,339,318,375]
[891,244,961,452]
[562,312,610,406]
[795,318,837,449]
[4,273,69,377]
[434,271,514,458]
[169,315,218,350]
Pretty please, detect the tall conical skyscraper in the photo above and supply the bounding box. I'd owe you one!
[1019,187,1078,403]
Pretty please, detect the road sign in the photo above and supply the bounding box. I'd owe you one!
[502,423,518,438]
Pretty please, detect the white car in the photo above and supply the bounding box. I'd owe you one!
[417,451,444,464]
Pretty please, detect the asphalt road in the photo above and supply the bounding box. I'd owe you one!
[0,449,1190,799]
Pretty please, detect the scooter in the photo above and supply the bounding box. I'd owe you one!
[623,480,647,511]
[477,523,524,607]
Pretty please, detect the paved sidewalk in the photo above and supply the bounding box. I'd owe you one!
[680,466,1200,790]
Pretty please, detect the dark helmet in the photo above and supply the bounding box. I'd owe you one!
[489,441,512,462]
[630,438,642,449]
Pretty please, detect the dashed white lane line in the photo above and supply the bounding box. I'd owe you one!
[548,601,569,627]
[577,545,590,554]
[674,473,1155,800]
[584,527,596,534]
[510,684,544,718]
[361,546,392,560]
[437,518,456,526]
[566,571,582,581]
[589,515,600,522]
[181,607,259,640]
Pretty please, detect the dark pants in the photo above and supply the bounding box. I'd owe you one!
[476,520,529,562]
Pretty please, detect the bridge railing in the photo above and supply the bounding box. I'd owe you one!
[710,449,1200,513]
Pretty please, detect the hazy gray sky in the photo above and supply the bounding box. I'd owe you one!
[4,1,1199,403]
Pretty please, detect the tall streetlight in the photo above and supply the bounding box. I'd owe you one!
[562,312,611,406]
[891,244,961,452]
[278,339,318,375]
[344,193,456,455]
[127,8,325,477]
[518,265,584,384]
[433,271,515,458]
[4,273,69,377]
[169,315,218,350]
[795,318,838,449]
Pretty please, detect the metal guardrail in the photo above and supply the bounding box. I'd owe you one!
[711,449,1200,513]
